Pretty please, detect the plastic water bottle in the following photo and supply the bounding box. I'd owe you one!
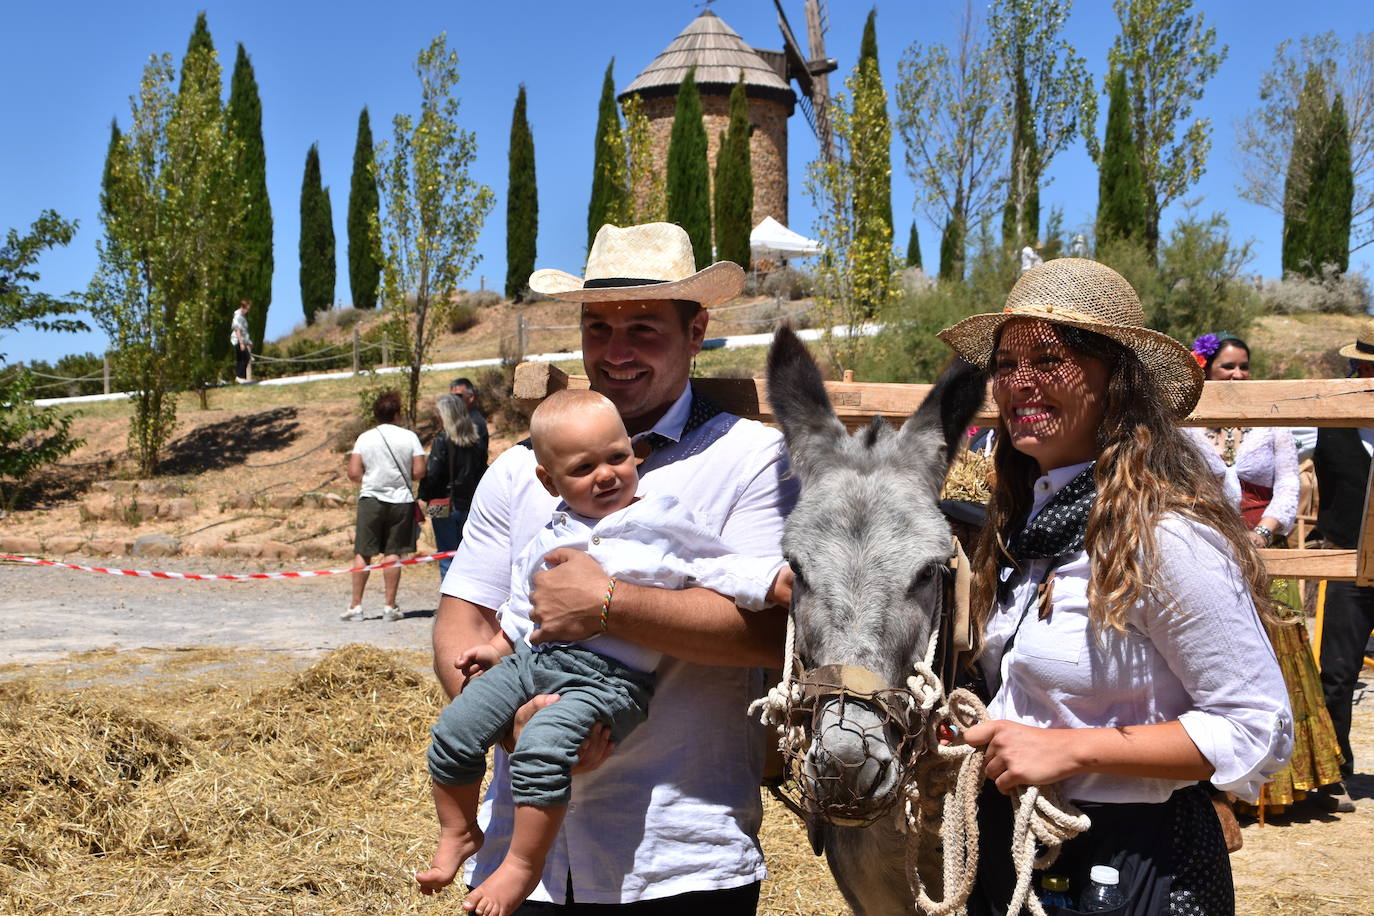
[1079,865,1126,912]
[1039,873,1074,909]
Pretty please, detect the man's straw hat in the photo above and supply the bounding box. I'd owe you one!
[938,257,1203,417]
[528,222,744,308]
[1338,319,1374,363]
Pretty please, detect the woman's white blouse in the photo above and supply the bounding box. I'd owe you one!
[980,463,1293,804]
[1184,426,1300,534]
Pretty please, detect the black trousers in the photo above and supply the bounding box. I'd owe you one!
[1320,580,1374,780]
[508,881,760,915]
[234,344,251,379]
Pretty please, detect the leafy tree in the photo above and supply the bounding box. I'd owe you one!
[713,74,753,269]
[1235,31,1373,257]
[348,107,382,309]
[506,85,538,300]
[100,120,122,220]
[666,66,712,269]
[299,143,335,323]
[89,47,242,474]
[588,59,629,252]
[226,43,273,343]
[906,220,922,269]
[1295,92,1355,275]
[897,5,1009,282]
[1097,68,1148,246]
[1106,0,1227,256]
[855,9,893,240]
[1282,67,1332,276]
[623,93,666,223]
[990,0,1095,250]
[1148,206,1256,343]
[374,33,495,424]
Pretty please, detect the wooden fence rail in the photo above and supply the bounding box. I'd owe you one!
[514,364,1374,584]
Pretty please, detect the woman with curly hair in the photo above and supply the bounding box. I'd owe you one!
[939,259,1292,916]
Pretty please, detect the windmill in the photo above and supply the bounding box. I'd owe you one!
[772,0,839,162]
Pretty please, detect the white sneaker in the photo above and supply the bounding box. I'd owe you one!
[382,605,404,622]
[340,605,364,621]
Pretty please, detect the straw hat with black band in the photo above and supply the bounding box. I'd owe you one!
[1337,319,1374,363]
[938,257,1204,417]
[529,222,744,307]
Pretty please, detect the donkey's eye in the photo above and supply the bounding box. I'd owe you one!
[906,564,940,599]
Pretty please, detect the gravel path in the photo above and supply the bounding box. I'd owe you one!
[1,554,445,663]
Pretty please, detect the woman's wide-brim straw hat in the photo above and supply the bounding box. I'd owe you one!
[938,257,1204,417]
[528,222,744,308]
[1337,319,1374,362]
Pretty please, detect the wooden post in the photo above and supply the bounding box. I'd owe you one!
[516,314,528,361]
[102,355,110,395]
[352,327,360,375]
[842,369,855,383]
[382,336,389,369]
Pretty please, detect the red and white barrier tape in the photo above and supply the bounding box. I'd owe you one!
[0,551,457,581]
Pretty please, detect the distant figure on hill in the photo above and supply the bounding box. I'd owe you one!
[231,299,253,382]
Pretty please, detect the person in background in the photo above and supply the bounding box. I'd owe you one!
[1311,319,1374,813]
[939,259,1292,916]
[1185,333,1343,813]
[421,393,488,583]
[231,299,252,382]
[451,377,490,459]
[344,390,426,622]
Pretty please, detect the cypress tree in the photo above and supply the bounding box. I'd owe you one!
[1096,68,1147,247]
[587,59,629,253]
[713,73,753,270]
[227,43,273,344]
[347,107,381,309]
[100,120,122,221]
[506,85,539,301]
[666,66,712,268]
[1282,66,1331,277]
[939,215,964,282]
[1303,93,1354,275]
[906,220,922,269]
[179,12,215,95]
[1002,63,1039,248]
[855,8,893,240]
[299,144,335,324]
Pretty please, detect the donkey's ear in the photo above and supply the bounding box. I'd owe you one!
[899,356,987,467]
[767,326,847,481]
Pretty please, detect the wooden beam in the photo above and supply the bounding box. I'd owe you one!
[1259,549,1356,581]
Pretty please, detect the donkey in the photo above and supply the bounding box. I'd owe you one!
[765,327,986,916]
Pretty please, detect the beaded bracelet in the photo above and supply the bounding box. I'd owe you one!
[600,578,618,632]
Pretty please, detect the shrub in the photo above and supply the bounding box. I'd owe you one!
[761,267,814,301]
[855,282,982,384]
[448,301,479,335]
[459,289,502,311]
[1262,266,1371,315]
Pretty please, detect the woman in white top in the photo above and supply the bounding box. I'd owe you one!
[939,259,1292,916]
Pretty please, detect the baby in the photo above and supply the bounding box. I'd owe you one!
[418,389,787,915]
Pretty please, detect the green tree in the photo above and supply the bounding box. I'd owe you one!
[713,74,753,269]
[897,5,1009,282]
[856,9,893,240]
[623,93,666,223]
[226,43,273,343]
[0,213,86,493]
[666,66,712,269]
[299,143,335,323]
[1282,67,1331,276]
[1295,92,1355,275]
[906,220,922,269]
[89,48,242,474]
[100,120,122,220]
[1235,32,1373,257]
[506,85,538,300]
[375,33,495,424]
[1148,205,1256,343]
[348,107,382,309]
[1097,68,1148,246]
[1107,0,1227,256]
[588,59,629,252]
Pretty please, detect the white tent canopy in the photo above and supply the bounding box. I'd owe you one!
[749,216,823,260]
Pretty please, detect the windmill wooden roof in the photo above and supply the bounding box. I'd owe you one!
[619,9,796,111]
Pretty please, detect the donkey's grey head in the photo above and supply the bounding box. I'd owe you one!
[767,326,985,814]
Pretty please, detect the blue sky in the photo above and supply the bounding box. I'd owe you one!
[4,0,1371,364]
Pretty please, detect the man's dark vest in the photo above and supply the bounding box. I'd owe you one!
[1314,427,1371,549]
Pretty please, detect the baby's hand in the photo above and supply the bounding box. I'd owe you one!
[456,644,502,680]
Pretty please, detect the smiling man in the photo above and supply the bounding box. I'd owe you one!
[432,222,795,914]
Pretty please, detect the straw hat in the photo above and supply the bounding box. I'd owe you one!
[1337,319,1374,362]
[528,222,744,307]
[938,257,1204,417]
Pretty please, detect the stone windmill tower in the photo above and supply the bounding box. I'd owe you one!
[619,8,798,227]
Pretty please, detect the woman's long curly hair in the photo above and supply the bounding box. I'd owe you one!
[969,322,1278,652]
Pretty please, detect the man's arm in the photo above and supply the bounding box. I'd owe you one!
[432,593,499,699]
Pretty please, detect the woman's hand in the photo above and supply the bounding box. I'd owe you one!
[962,719,1081,794]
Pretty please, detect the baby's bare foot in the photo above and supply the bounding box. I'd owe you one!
[461,855,542,916]
[417,825,483,894]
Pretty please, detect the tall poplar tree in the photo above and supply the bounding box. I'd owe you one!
[347,107,381,309]
[226,43,272,343]
[506,85,538,300]
[666,66,711,268]
[855,9,893,243]
[713,73,753,269]
[1096,68,1147,246]
[906,220,922,269]
[587,59,629,252]
[299,144,335,323]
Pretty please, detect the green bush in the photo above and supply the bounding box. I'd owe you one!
[448,301,479,334]
[761,267,814,301]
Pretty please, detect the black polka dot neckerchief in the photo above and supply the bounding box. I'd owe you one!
[1005,463,1097,567]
